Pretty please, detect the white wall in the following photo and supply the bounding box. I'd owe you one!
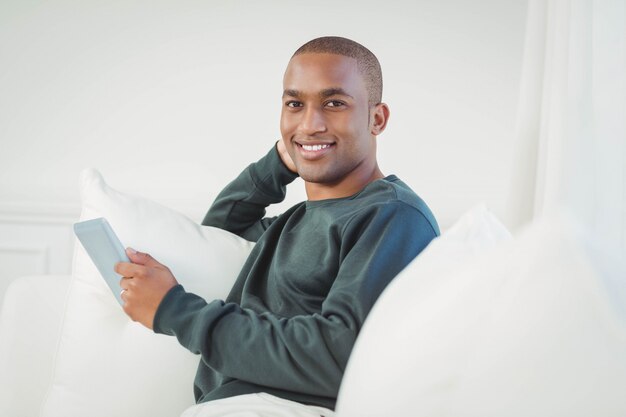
[0,0,528,301]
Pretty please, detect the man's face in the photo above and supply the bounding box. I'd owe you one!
[280,53,378,187]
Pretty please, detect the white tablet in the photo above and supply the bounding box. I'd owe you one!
[74,217,129,305]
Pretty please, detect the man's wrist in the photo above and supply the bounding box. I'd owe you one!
[152,284,185,334]
[247,144,299,194]
[275,140,298,174]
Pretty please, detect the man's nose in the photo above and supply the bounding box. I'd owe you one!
[298,107,327,135]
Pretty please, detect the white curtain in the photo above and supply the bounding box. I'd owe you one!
[507,0,626,258]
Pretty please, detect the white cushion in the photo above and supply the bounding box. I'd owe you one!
[0,275,71,417]
[336,210,626,417]
[40,169,254,417]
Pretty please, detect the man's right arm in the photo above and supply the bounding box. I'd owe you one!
[202,143,298,242]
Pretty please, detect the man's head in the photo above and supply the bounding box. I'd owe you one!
[292,36,383,107]
[280,36,390,200]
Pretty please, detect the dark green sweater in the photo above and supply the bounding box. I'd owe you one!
[153,146,439,410]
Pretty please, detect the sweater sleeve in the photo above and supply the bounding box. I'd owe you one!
[202,144,299,242]
[154,202,438,399]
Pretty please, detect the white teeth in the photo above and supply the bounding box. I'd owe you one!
[302,144,330,151]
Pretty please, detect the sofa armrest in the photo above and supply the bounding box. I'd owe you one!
[0,274,72,417]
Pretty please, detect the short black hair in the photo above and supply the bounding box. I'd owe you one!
[292,36,383,107]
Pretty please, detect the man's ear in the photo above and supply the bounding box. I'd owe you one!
[370,103,390,136]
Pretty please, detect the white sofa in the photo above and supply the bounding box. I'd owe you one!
[1,169,625,417]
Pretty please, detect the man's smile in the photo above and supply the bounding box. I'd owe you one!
[295,141,336,160]
[301,143,331,151]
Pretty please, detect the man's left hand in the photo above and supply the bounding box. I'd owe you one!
[115,248,178,330]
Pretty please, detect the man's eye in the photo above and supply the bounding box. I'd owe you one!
[286,101,302,108]
[325,100,345,108]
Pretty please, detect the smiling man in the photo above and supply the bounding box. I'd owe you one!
[279,51,385,200]
[116,36,439,416]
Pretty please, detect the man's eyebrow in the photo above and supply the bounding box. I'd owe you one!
[319,88,354,99]
[283,89,300,98]
[281,88,354,99]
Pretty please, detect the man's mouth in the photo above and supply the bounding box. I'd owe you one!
[300,143,332,151]
[295,141,335,160]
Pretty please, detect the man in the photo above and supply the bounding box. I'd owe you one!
[115,36,439,413]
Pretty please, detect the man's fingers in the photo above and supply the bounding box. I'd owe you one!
[115,261,145,278]
[126,247,162,268]
[119,276,132,289]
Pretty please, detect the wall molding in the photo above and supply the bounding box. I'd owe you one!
[0,202,80,225]
[0,200,207,225]
[0,244,51,274]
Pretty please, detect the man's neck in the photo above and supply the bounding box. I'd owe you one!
[304,165,385,201]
